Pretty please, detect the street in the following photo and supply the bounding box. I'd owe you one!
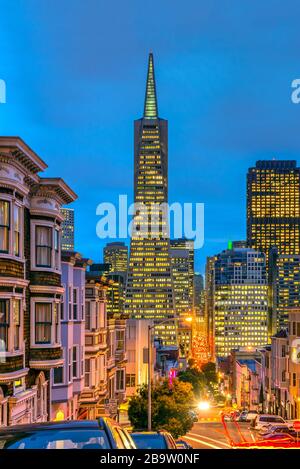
[184,421,255,449]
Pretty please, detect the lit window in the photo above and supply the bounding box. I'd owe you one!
[0,201,9,253]
[35,303,52,344]
[36,226,52,267]
[0,300,9,351]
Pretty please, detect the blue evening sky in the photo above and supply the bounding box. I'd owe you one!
[1,0,300,274]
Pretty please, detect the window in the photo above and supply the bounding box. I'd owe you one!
[36,226,52,267]
[72,346,78,379]
[53,303,59,343]
[297,322,300,337]
[13,299,21,350]
[293,373,297,387]
[116,369,125,391]
[54,229,60,269]
[116,330,125,351]
[281,345,286,358]
[68,348,72,382]
[35,303,51,344]
[81,346,84,377]
[53,366,63,385]
[68,286,72,320]
[85,302,91,330]
[126,374,136,388]
[73,288,78,320]
[13,205,21,257]
[84,359,90,387]
[282,370,286,382]
[0,201,9,253]
[0,300,9,351]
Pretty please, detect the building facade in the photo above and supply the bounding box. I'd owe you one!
[214,247,268,358]
[51,252,91,421]
[103,242,128,273]
[0,137,76,426]
[247,160,300,262]
[61,208,74,251]
[125,53,176,345]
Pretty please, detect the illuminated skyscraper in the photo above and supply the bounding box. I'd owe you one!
[247,160,300,262]
[170,238,194,310]
[170,247,190,318]
[214,247,268,358]
[270,251,300,330]
[104,242,128,273]
[125,53,176,345]
[61,207,75,251]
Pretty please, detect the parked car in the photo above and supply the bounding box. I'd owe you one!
[259,425,297,440]
[176,439,193,449]
[251,414,286,431]
[258,423,290,436]
[131,431,177,449]
[0,418,136,449]
[238,410,249,422]
[245,410,259,422]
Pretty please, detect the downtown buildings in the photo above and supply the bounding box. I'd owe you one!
[61,208,75,251]
[125,53,176,346]
[214,246,268,358]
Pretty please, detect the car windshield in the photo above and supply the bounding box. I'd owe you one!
[1,429,110,449]
[131,434,167,449]
[260,417,284,423]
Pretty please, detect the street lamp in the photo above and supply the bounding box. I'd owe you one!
[147,315,192,431]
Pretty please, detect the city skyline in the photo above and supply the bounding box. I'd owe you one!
[2,1,300,274]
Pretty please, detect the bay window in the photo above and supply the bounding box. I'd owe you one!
[13,299,21,350]
[36,226,52,267]
[0,300,9,351]
[53,303,59,343]
[116,369,125,391]
[33,301,61,346]
[85,302,91,330]
[0,201,10,254]
[54,229,60,269]
[35,303,52,344]
[13,205,21,257]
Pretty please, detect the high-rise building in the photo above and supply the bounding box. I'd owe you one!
[272,253,300,330]
[103,242,128,273]
[125,53,176,345]
[247,160,300,262]
[89,263,126,317]
[61,207,75,251]
[170,238,194,310]
[205,255,217,359]
[214,247,268,358]
[170,245,191,318]
[194,272,204,316]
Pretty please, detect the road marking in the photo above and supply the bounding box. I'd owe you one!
[184,435,222,449]
[187,432,231,448]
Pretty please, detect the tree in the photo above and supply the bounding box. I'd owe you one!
[177,367,206,398]
[128,379,196,439]
[201,362,217,384]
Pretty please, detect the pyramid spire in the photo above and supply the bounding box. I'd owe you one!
[143,53,158,119]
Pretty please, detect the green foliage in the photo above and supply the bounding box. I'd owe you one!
[128,379,196,439]
[201,362,218,384]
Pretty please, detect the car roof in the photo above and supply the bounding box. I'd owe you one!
[0,419,110,435]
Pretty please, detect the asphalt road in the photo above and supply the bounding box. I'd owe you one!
[183,421,255,449]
